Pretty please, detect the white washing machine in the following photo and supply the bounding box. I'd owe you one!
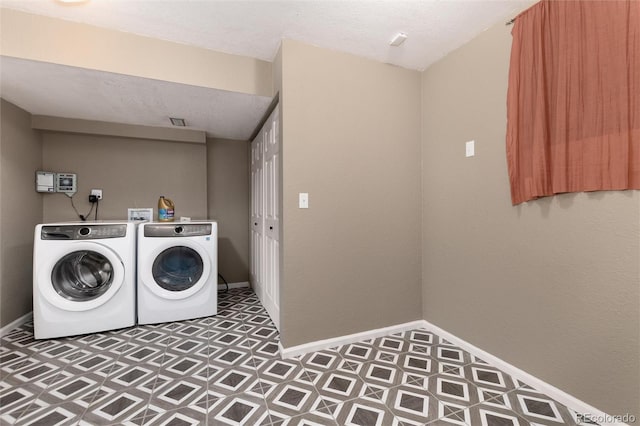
[33,222,136,339]
[137,221,217,325]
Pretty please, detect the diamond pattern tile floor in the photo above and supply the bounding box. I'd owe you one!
[0,288,590,425]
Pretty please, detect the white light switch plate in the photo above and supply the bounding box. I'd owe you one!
[299,193,309,209]
[465,140,475,157]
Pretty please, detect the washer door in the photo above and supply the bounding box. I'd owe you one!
[141,240,211,300]
[38,242,125,312]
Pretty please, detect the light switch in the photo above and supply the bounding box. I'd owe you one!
[465,140,475,157]
[299,193,309,209]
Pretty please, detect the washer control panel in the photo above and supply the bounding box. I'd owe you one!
[41,224,127,240]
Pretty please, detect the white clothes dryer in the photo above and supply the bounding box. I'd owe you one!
[137,222,217,325]
[33,222,136,339]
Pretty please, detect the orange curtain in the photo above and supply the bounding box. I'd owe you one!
[506,0,640,205]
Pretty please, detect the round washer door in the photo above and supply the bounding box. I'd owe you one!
[140,239,212,300]
[37,242,125,312]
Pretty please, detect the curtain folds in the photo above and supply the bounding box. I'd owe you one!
[506,0,639,205]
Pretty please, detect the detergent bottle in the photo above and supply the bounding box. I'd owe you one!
[158,196,175,222]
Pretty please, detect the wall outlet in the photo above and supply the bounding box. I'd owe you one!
[90,189,103,200]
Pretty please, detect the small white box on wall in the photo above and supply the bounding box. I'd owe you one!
[128,208,153,222]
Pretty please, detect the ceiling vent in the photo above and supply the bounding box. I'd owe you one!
[390,33,408,47]
[170,117,186,127]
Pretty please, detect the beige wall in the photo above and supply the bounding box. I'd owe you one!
[0,99,43,327]
[279,40,422,348]
[1,9,273,97]
[32,116,206,144]
[42,132,207,222]
[421,18,640,417]
[207,138,250,284]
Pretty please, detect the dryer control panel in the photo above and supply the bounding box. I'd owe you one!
[144,223,212,238]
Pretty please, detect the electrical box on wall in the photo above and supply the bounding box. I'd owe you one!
[55,173,77,195]
[35,171,77,195]
[36,171,55,192]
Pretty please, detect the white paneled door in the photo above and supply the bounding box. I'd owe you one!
[250,128,264,303]
[250,104,280,330]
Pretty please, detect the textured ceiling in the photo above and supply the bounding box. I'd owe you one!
[0,0,529,140]
[0,57,273,140]
[1,0,528,71]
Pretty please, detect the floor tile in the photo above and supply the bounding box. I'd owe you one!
[426,373,482,407]
[455,401,534,426]
[397,352,439,383]
[423,398,473,425]
[432,345,473,366]
[148,376,208,411]
[0,384,42,424]
[353,359,406,389]
[337,341,377,364]
[161,352,209,378]
[207,393,270,425]
[297,350,345,372]
[125,403,173,426]
[331,397,400,426]
[263,378,324,418]
[371,335,412,354]
[64,351,119,376]
[0,288,597,426]
[251,340,282,361]
[209,345,254,370]
[135,404,207,426]
[384,384,440,424]
[40,371,104,407]
[256,358,305,383]
[81,385,151,425]
[102,363,161,390]
[314,369,368,402]
[209,317,245,333]
[269,409,338,425]
[506,387,579,424]
[16,402,83,426]
[462,363,519,395]
[208,365,262,396]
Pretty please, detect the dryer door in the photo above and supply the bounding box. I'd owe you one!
[152,246,204,292]
[38,242,125,312]
[141,240,212,300]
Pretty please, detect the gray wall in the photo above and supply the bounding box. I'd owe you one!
[42,132,207,223]
[279,40,423,348]
[421,17,640,418]
[207,138,250,284]
[0,99,43,327]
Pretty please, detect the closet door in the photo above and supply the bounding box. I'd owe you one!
[250,131,264,302]
[262,105,280,330]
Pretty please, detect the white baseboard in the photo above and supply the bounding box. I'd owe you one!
[419,320,626,426]
[0,311,33,337]
[217,281,249,290]
[279,320,425,359]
